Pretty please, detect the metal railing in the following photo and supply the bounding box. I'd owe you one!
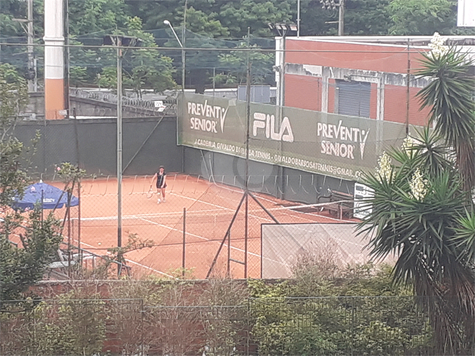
[69,88,177,115]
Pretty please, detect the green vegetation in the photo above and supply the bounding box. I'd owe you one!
[358,44,475,354]
[0,64,64,301]
[0,265,437,355]
[1,0,473,92]
[94,16,175,95]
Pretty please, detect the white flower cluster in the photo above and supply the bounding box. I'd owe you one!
[428,32,448,57]
[410,168,428,201]
[402,136,415,157]
[377,152,392,182]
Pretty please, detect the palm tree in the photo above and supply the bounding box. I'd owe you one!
[359,42,475,354]
[416,46,475,191]
[360,133,475,353]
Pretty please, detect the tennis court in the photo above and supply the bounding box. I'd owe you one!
[59,174,368,279]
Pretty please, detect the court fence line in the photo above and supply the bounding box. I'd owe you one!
[0,295,440,356]
[44,174,371,280]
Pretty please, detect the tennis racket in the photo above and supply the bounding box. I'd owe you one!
[146,187,154,199]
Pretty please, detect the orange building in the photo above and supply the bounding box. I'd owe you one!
[276,36,475,128]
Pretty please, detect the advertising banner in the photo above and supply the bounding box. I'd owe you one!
[178,93,411,180]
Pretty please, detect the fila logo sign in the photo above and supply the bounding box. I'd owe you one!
[252,113,294,142]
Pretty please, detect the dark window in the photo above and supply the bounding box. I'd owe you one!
[336,80,371,118]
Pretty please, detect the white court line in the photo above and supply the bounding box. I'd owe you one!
[78,191,278,225]
[169,188,348,224]
[124,259,174,278]
[71,239,174,278]
[137,216,261,258]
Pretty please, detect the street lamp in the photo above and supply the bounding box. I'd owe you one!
[164,20,186,93]
[268,23,298,108]
[269,23,297,200]
[103,35,141,250]
[320,0,345,36]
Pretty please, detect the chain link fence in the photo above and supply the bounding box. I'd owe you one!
[29,173,373,280]
[0,295,437,355]
[6,38,466,280]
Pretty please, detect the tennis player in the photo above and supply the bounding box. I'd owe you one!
[150,165,167,203]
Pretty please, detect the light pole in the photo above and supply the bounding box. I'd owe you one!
[164,20,186,93]
[297,0,301,37]
[320,0,345,36]
[269,23,297,200]
[103,35,141,250]
[268,23,298,108]
[13,0,36,92]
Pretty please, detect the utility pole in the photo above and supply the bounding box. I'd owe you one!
[297,0,301,37]
[117,38,123,249]
[183,0,187,92]
[268,23,297,199]
[27,0,35,92]
[321,0,345,36]
[13,0,36,91]
[338,0,345,36]
[102,35,141,254]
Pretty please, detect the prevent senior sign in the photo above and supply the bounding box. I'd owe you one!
[178,93,409,180]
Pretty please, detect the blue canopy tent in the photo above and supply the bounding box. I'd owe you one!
[12,181,79,210]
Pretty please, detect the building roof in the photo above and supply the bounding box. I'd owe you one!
[287,35,475,61]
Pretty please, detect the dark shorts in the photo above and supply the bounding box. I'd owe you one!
[156,182,167,189]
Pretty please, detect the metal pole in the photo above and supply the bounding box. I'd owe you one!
[164,20,185,92]
[406,38,411,136]
[77,179,81,263]
[212,67,216,97]
[182,207,186,277]
[244,27,251,279]
[338,0,345,36]
[181,48,186,92]
[64,0,70,114]
[278,32,286,199]
[27,0,35,92]
[73,108,81,262]
[67,190,72,272]
[117,40,123,248]
[227,228,231,276]
[182,0,187,93]
[297,0,301,37]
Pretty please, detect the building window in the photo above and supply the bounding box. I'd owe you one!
[335,80,371,118]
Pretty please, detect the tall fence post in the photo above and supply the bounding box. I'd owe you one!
[182,207,186,277]
[141,298,144,356]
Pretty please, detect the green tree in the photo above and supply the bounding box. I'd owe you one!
[0,64,63,301]
[174,7,230,93]
[387,0,456,35]
[67,0,130,37]
[417,44,475,190]
[96,17,176,95]
[0,63,29,206]
[358,41,475,351]
[215,41,275,86]
[218,0,293,38]
[358,133,475,353]
[344,0,392,35]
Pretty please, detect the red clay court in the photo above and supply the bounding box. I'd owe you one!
[54,174,369,279]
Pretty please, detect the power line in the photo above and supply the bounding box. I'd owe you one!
[0,41,427,54]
